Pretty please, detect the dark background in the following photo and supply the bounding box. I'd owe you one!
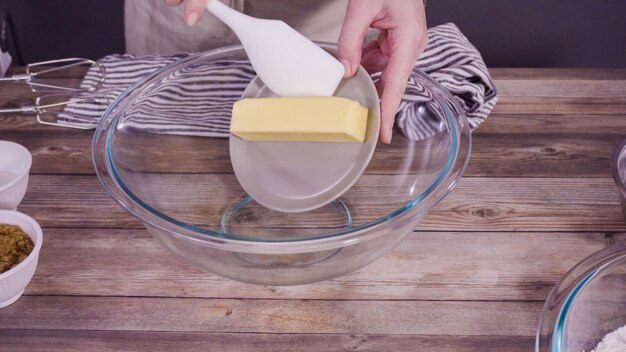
[2,0,625,67]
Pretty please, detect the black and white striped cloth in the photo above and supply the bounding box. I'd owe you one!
[59,23,497,139]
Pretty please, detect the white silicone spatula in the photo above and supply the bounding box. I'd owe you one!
[206,0,345,97]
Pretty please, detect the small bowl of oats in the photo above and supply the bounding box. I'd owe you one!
[0,210,42,308]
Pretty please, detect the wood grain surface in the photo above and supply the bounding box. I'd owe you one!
[1,115,623,177]
[0,331,534,352]
[15,175,624,231]
[21,229,622,301]
[1,68,625,351]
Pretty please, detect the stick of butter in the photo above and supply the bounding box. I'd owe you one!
[230,97,368,142]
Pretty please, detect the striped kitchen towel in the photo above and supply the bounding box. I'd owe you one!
[59,23,497,140]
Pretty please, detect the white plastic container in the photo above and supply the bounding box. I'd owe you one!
[0,141,32,210]
[0,210,43,308]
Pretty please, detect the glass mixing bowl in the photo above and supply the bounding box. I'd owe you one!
[536,243,626,352]
[92,43,471,285]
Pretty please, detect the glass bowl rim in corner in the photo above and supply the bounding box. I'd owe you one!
[612,139,626,199]
[536,242,626,352]
[92,42,471,248]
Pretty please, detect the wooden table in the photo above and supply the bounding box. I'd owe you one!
[0,68,625,351]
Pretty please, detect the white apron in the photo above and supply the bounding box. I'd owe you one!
[124,0,349,55]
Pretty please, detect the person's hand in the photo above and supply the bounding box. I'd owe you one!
[167,0,427,143]
[339,0,427,143]
[164,0,208,26]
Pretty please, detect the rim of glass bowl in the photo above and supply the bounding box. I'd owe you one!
[536,243,626,352]
[612,139,626,199]
[93,43,471,251]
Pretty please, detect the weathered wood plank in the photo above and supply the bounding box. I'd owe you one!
[3,93,625,116]
[476,114,626,135]
[0,296,540,336]
[6,65,89,78]
[4,94,623,116]
[492,97,626,115]
[7,66,626,88]
[3,68,626,123]
[467,133,622,178]
[495,80,626,98]
[0,129,96,175]
[0,79,84,106]
[0,330,533,352]
[492,73,626,115]
[0,115,50,130]
[1,115,623,177]
[18,175,140,228]
[17,175,625,231]
[26,228,619,301]
[3,112,626,134]
[490,68,626,80]
[9,65,626,80]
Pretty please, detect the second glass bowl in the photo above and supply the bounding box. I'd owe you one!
[537,243,626,352]
[613,139,626,221]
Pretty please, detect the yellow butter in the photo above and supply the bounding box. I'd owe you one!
[230,97,368,142]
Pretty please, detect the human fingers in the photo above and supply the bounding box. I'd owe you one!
[183,0,208,26]
[361,48,388,73]
[362,39,380,56]
[378,31,422,143]
[338,0,381,78]
[361,31,390,73]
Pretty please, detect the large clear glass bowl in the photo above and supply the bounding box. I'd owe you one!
[536,243,626,351]
[92,43,471,285]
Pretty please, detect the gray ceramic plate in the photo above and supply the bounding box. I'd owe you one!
[229,65,380,213]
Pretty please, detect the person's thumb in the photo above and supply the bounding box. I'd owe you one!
[338,1,377,78]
